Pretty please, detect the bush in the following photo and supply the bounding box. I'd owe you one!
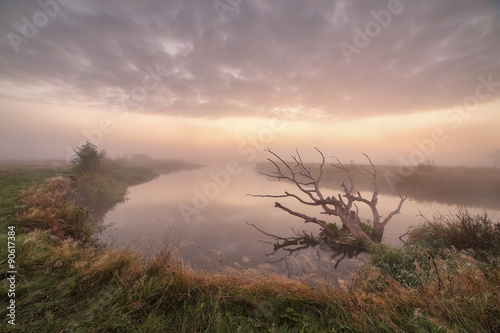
[71,141,106,174]
[73,173,116,210]
[369,209,500,290]
[408,209,500,262]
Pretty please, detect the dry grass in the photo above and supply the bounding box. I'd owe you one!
[15,177,92,241]
[1,226,498,332]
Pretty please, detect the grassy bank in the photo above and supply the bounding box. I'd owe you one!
[1,211,499,332]
[1,162,158,244]
[1,164,499,332]
[0,163,70,225]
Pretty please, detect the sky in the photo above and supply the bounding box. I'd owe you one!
[0,0,499,166]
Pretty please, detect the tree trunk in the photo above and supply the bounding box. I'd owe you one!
[250,149,406,245]
[341,210,372,242]
[371,222,385,243]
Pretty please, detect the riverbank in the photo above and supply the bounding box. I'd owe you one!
[0,163,499,332]
[1,162,158,244]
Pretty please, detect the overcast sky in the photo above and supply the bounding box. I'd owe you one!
[0,0,499,166]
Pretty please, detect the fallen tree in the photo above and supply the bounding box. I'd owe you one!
[250,148,407,243]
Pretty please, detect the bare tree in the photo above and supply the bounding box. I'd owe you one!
[250,148,407,243]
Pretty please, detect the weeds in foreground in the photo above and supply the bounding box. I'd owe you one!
[366,210,500,332]
[1,216,499,332]
[408,209,500,262]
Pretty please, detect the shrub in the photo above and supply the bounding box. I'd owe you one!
[359,221,379,241]
[73,173,116,210]
[71,141,106,174]
[323,223,347,238]
[408,209,500,262]
[370,209,500,291]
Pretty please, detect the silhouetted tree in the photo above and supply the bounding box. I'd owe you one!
[71,141,106,174]
[250,148,407,243]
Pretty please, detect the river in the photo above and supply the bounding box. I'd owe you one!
[99,164,497,281]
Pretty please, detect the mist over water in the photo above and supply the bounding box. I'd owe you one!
[99,163,498,279]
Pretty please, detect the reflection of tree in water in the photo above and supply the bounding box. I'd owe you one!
[247,223,365,269]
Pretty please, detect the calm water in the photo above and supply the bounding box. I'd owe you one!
[99,164,497,280]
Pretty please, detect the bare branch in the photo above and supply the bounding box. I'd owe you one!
[351,191,371,206]
[293,149,311,178]
[253,148,406,243]
[381,193,408,227]
[266,148,295,180]
[246,222,290,242]
[246,222,322,262]
[331,156,354,196]
[360,153,377,177]
[267,158,285,178]
[248,192,321,206]
[362,153,380,204]
[314,147,325,182]
[274,202,329,229]
[259,171,291,182]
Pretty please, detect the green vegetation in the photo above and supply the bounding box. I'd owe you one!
[1,156,158,245]
[407,209,500,258]
[15,176,94,242]
[324,223,347,238]
[0,163,70,225]
[71,141,107,174]
[73,162,157,215]
[365,211,500,331]
[323,221,379,248]
[370,210,500,277]
[1,158,499,332]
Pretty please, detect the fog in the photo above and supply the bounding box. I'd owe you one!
[0,0,499,166]
[1,98,499,167]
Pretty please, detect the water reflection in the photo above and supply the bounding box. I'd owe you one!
[247,222,365,269]
[99,164,497,280]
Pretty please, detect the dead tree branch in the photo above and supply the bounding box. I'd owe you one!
[250,149,407,243]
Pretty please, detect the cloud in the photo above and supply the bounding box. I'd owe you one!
[0,0,499,120]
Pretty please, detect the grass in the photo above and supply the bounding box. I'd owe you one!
[1,163,499,332]
[15,176,94,242]
[363,210,500,332]
[0,163,70,224]
[1,217,499,332]
[407,209,500,256]
[2,162,158,244]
